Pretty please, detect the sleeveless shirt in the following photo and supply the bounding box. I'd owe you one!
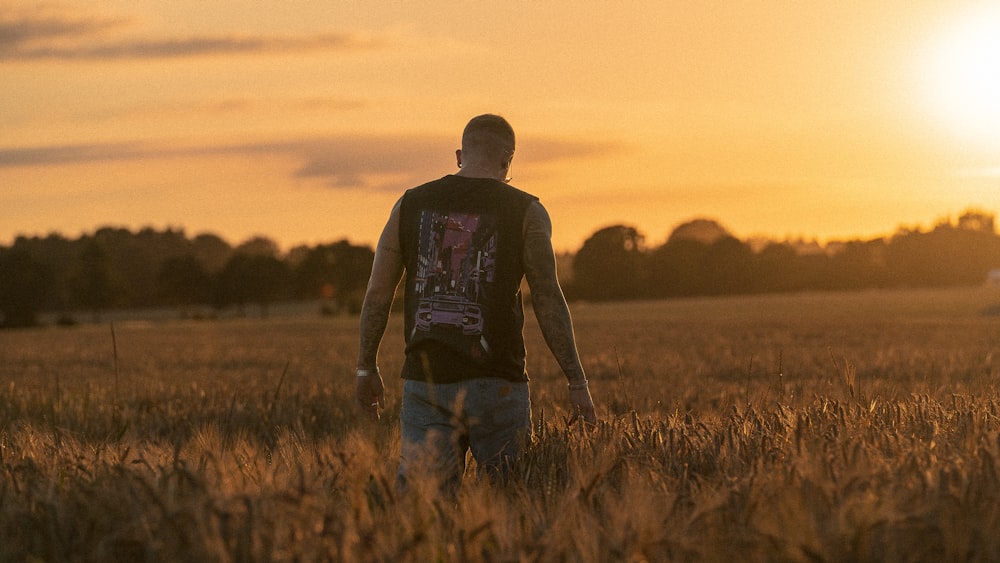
[398,175,539,383]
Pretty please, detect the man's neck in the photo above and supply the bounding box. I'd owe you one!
[456,166,505,182]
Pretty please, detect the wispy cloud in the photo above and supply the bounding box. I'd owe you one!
[6,33,377,61]
[88,96,368,122]
[0,5,379,62]
[0,142,152,166]
[0,5,127,50]
[0,135,622,190]
[285,136,454,189]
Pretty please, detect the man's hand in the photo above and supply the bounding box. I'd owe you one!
[567,382,597,426]
[356,369,385,421]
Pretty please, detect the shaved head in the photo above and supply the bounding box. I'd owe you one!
[461,114,515,166]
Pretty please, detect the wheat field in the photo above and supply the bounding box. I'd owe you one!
[2,287,1000,562]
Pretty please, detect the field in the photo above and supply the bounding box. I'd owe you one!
[2,287,1000,562]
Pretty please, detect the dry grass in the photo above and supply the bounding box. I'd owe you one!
[2,287,1000,561]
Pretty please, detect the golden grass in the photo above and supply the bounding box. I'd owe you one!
[2,287,1000,561]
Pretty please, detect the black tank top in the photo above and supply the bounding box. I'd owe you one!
[398,175,538,383]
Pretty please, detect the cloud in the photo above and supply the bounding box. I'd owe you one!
[0,5,379,61]
[515,139,619,165]
[7,32,377,61]
[94,96,367,122]
[0,6,127,50]
[0,142,152,166]
[0,135,621,190]
[286,136,454,189]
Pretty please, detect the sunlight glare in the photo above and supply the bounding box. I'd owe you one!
[925,8,1000,144]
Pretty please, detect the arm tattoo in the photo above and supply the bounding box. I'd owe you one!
[357,197,404,370]
[523,202,586,382]
[358,294,393,369]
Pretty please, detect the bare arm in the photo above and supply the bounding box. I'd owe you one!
[523,200,596,423]
[355,198,404,419]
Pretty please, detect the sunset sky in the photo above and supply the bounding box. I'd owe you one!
[3,1,999,253]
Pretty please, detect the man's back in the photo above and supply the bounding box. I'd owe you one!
[398,175,538,384]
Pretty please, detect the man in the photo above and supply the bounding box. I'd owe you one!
[356,114,596,491]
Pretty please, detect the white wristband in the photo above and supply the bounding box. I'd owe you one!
[357,368,379,378]
[567,379,589,390]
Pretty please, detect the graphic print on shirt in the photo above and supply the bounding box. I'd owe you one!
[412,210,497,356]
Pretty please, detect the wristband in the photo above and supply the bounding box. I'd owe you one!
[357,368,379,378]
[567,379,589,390]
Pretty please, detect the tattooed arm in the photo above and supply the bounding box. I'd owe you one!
[523,200,596,424]
[356,198,404,420]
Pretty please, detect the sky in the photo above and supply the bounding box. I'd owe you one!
[3,1,999,253]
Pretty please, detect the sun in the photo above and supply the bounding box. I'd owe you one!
[924,7,1000,144]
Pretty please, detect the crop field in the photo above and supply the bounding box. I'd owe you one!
[2,287,1000,562]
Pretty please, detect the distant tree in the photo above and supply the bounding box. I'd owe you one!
[703,235,755,294]
[648,238,710,297]
[215,253,291,317]
[235,236,281,257]
[668,218,732,245]
[827,239,889,289]
[956,209,996,234]
[91,227,150,307]
[71,240,119,320]
[157,255,212,314]
[293,241,374,313]
[9,233,76,311]
[647,219,749,297]
[293,246,337,300]
[886,211,1000,287]
[0,249,54,328]
[329,242,375,313]
[78,226,189,308]
[571,225,647,300]
[191,233,233,273]
[752,242,803,293]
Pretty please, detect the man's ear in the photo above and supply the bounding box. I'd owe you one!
[456,149,463,168]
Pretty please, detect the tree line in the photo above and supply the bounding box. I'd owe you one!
[0,227,373,327]
[1,209,998,327]
[568,209,1000,301]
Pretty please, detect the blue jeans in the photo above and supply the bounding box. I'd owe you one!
[397,378,531,492]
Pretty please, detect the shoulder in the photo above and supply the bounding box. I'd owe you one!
[522,200,552,239]
[403,176,450,197]
[523,199,550,222]
[400,177,449,215]
[498,182,539,204]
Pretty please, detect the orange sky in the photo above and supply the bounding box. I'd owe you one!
[3,1,999,253]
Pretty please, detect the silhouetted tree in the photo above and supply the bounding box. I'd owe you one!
[215,253,291,317]
[293,241,374,313]
[191,233,233,273]
[648,219,748,297]
[886,211,1000,287]
[956,209,996,234]
[668,218,732,245]
[648,238,709,297]
[571,225,647,300]
[828,239,889,289]
[71,240,119,320]
[91,227,158,307]
[0,250,54,328]
[330,242,375,313]
[158,255,212,314]
[703,236,754,294]
[3,208,998,314]
[8,234,75,311]
[235,236,281,257]
[752,242,803,293]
